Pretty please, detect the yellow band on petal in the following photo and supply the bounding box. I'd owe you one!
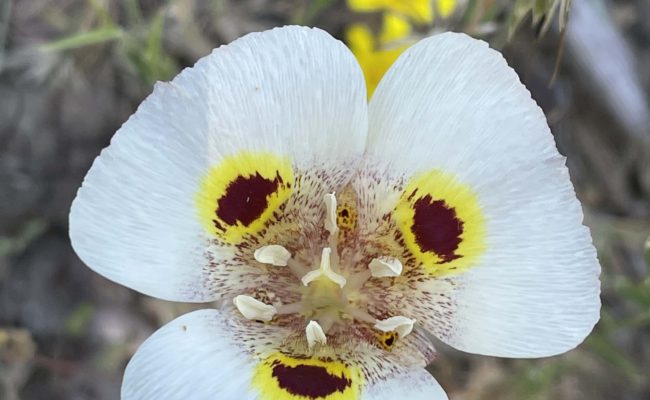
[253,353,362,399]
[195,151,293,243]
[394,170,486,275]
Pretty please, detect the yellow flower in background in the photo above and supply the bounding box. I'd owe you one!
[378,12,411,43]
[346,18,412,98]
[437,0,457,18]
[346,1,459,97]
[347,0,458,23]
[348,0,433,23]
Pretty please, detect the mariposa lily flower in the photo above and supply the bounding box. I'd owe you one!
[69,26,601,399]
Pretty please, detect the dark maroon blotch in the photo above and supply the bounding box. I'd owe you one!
[411,194,463,263]
[215,172,281,227]
[271,361,351,398]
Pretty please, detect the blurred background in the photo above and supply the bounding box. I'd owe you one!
[1,0,649,399]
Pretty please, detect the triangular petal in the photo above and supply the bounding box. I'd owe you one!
[70,26,368,302]
[122,309,258,399]
[354,32,600,357]
[122,309,446,399]
[364,369,448,400]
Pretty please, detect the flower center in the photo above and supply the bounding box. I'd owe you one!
[233,193,416,349]
[303,274,346,311]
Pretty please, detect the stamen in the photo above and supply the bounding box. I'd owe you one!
[316,310,338,333]
[254,244,292,266]
[276,302,304,315]
[344,270,371,293]
[287,259,310,278]
[323,193,340,268]
[233,295,277,322]
[305,320,327,348]
[369,256,403,277]
[301,248,347,288]
[346,257,401,292]
[323,193,339,235]
[343,306,376,324]
[374,316,416,338]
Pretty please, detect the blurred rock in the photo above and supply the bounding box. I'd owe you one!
[0,328,36,400]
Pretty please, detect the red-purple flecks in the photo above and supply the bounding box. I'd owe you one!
[411,194,463,263]
[271,360,351,398]
[214,172,282,228]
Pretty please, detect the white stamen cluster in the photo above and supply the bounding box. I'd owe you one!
[236,193,416,349]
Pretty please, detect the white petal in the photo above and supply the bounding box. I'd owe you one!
[374,316,416,338]
[69,26,367,302]
[365,369,448,400]
[253,245,291,267]
[369,256,403,277]
[123,311,444,400]
[363,32,600,357]
[122,309,258,399]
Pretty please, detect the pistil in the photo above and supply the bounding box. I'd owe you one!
[301,247,347,288]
